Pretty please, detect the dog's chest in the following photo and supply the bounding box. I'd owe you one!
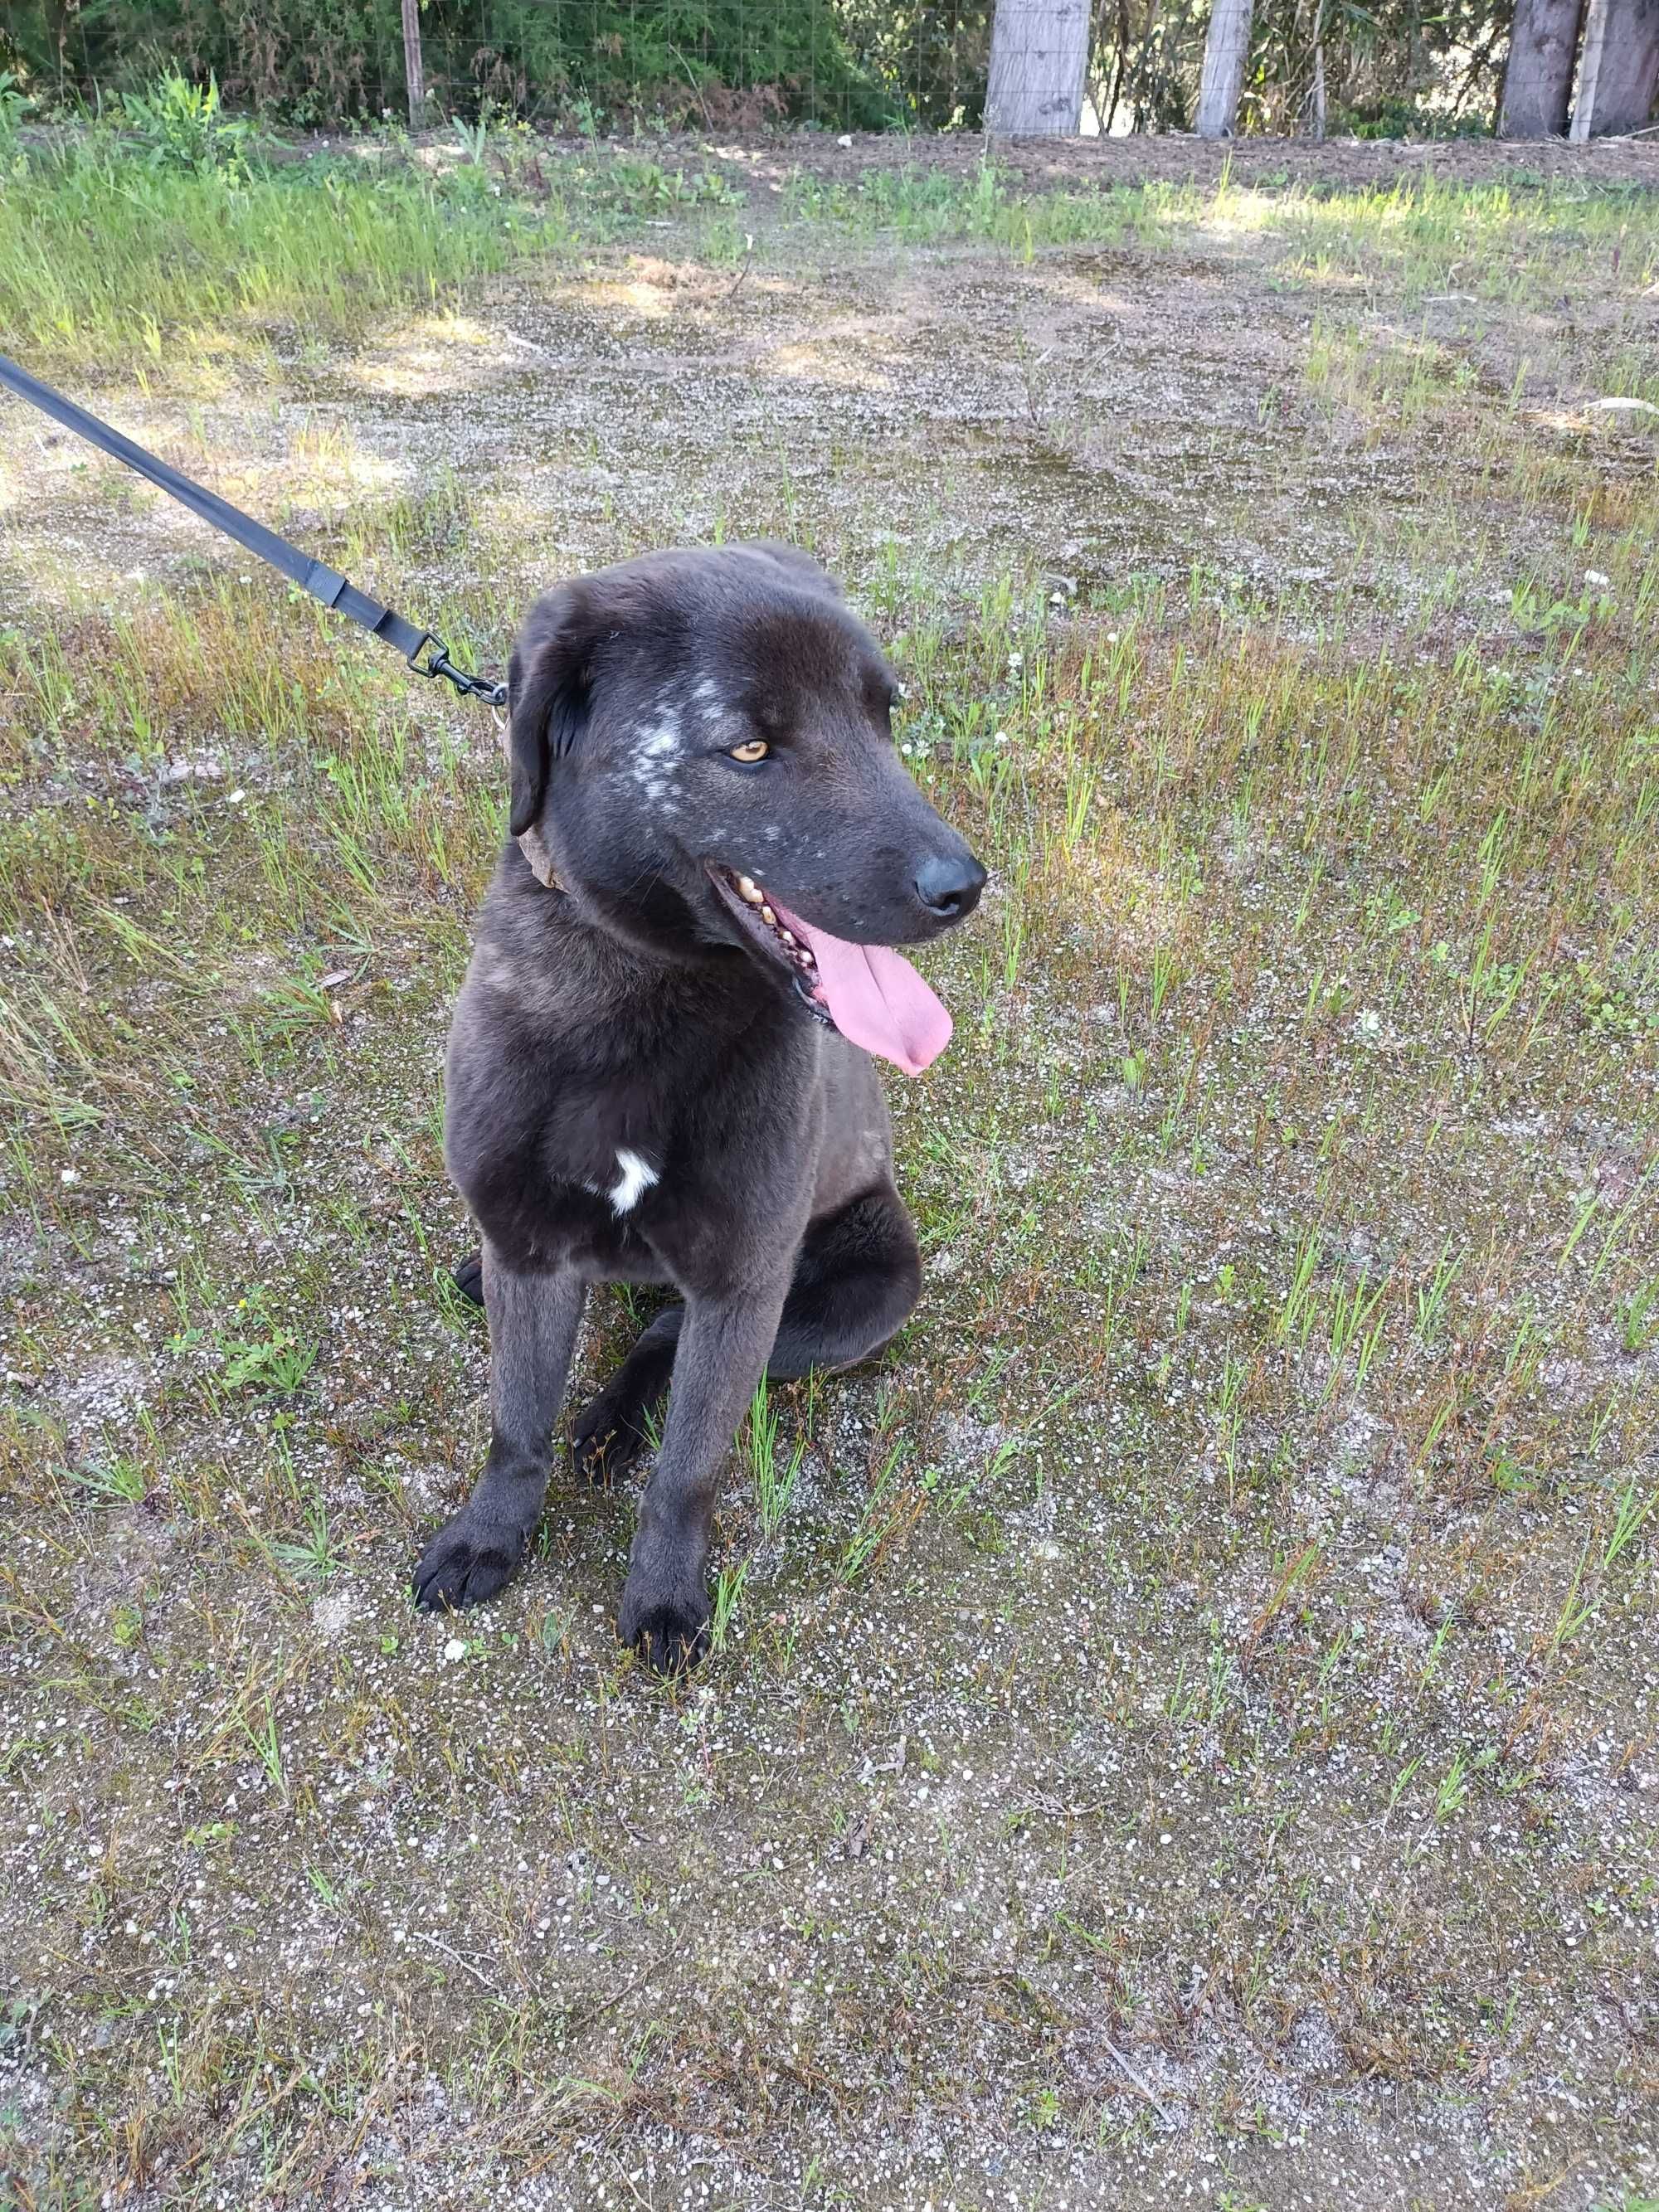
[536,1052,818,1276]
[447,970,823,1282]
[577,1142,659,1218]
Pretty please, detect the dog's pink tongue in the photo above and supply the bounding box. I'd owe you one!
[776,905,952,1076]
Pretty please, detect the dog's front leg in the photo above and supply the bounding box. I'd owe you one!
[618,1274,790,1672]
[413,1252,586,1614]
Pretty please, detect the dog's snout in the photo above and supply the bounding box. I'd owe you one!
[913,851,987,922]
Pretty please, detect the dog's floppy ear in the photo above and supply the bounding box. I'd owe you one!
[507,582,596,840]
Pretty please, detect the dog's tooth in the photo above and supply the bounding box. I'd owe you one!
[760,905,776,926]
[779,928,796,946]
[737,875,762,904]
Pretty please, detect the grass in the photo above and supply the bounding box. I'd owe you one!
[7,113,1654,400]
[0,123,743,377]
[1,120,1657,2209]
[1,138,560,376]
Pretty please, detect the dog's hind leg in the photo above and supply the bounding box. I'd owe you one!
[765,1183,921,1379]
[572,1184,918,1483]
[413,1253,586,1612]
[571,1305,683,1485]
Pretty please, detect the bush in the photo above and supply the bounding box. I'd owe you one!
[1332,94,1493,139]
[0,0,891,130]
[120,70,254,172]
[0,68,33,136]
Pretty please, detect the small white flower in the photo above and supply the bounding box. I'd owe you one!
[1584,568,1611,588]
[443,1636,466,1662]
[61,1168,80,1184]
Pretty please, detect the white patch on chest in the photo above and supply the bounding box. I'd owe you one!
[608,1148,659,1215]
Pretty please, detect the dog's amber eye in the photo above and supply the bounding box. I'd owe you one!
[727,739,770,764]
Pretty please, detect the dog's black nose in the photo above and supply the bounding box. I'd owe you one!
[913,852,987,921]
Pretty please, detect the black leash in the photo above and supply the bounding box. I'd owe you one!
[0,351,508,709]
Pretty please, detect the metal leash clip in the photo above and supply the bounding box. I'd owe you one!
[410,635,510,710]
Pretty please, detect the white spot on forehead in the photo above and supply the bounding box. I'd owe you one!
[640,713,683,760]
[692,678,719,707]
[609,1149,659,1215]
[630,708,684,805]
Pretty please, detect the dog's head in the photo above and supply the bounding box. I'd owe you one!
[505,542,985,1072]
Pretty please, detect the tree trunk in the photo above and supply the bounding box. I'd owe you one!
[1102,0,1132,133]
[1500,0,1585,135]
[401,0,426,129]
[1571,0,1659,133]
[985,0,1092,134]
[1195,0,1255,137]
[1309,0,1328,138]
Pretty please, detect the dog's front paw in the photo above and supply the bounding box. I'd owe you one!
[618,1573,710,1675]
[412,1511,524,1613]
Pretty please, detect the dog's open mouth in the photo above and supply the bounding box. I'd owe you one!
[709,867,952,1077]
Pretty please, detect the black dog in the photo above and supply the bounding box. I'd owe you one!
[414,543,985,1670]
